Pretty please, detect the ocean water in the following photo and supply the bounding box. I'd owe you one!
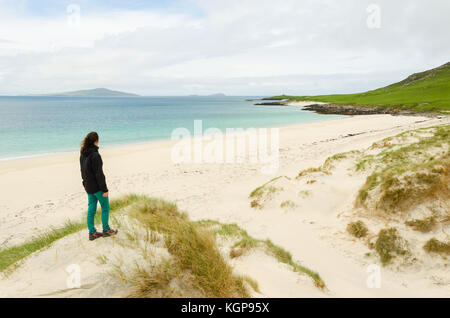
[0,96,342,160]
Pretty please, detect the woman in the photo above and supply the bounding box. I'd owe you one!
[80,132,118,241]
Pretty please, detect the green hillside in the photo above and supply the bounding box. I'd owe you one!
[270,62,450,112]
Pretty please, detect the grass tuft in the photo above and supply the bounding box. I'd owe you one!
[250,200,263,209]
[423,238,450,255]
[374,228,408,265]
[405,216,437,233]
[280,200,296,209]
[297,167,329,178]
[249,176,284,198]
[346,221,369,238]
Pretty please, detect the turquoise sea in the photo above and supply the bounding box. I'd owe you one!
[0,96,342,160]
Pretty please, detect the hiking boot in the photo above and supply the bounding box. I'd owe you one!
[102,229,118,237]
[89,231,103,241]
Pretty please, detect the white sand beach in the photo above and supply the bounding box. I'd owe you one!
[286,100,330,106]
[1,114,449,297]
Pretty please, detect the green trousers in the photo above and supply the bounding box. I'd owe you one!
[87,191,110,234]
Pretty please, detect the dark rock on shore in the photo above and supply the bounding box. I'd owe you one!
[254,101,287,106]
[261,97,285,100]
[253,100,441,117]
[303,104,415,116]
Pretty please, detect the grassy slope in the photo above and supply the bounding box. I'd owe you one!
[270,62,450,112]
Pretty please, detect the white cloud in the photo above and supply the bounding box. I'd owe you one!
[0,0,449,95]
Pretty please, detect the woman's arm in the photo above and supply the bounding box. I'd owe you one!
[91,153,109,193]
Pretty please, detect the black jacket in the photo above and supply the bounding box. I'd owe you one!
[80,146,108,194]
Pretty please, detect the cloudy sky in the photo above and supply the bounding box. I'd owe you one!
[0,0,448,96]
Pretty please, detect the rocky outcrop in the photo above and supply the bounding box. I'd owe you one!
[254,101,287,106]
[302,104,416,116]
[261,97,285,100]
[253,100,440,117]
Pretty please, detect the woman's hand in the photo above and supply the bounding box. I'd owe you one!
[103,192,109,197]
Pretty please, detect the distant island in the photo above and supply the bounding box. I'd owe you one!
[28,88,140,97]
[209,93,226,97]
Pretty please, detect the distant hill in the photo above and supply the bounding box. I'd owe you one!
[208,93,227,97]
[269,62,450,112]
[29,88,140,97]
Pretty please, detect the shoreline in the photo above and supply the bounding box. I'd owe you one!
[0,113,347,164]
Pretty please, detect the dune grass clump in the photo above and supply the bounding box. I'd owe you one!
[405,216,437,233]
[264,240,325,289]
[346,221,369,238]
[377,167,448,212]
[297,167,329,179]
[250,184,281,199]
[0,221,85,274]
[298,190,311,198]
[249,176,284,199]
[374,228,408,265]
[127,197,250,298]
[250,200,262,209]
[322,151,360,170]
[370,137,395,150]
[356,125,450,213]
[297,151,359,179]
[280,200,296,209]
[249,177,286,209]
[198,220,325,289]
[423,238,450,255]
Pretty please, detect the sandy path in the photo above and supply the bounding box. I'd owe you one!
[1,114,448,297]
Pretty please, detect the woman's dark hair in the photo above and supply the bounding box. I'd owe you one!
[81,132,99,154]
